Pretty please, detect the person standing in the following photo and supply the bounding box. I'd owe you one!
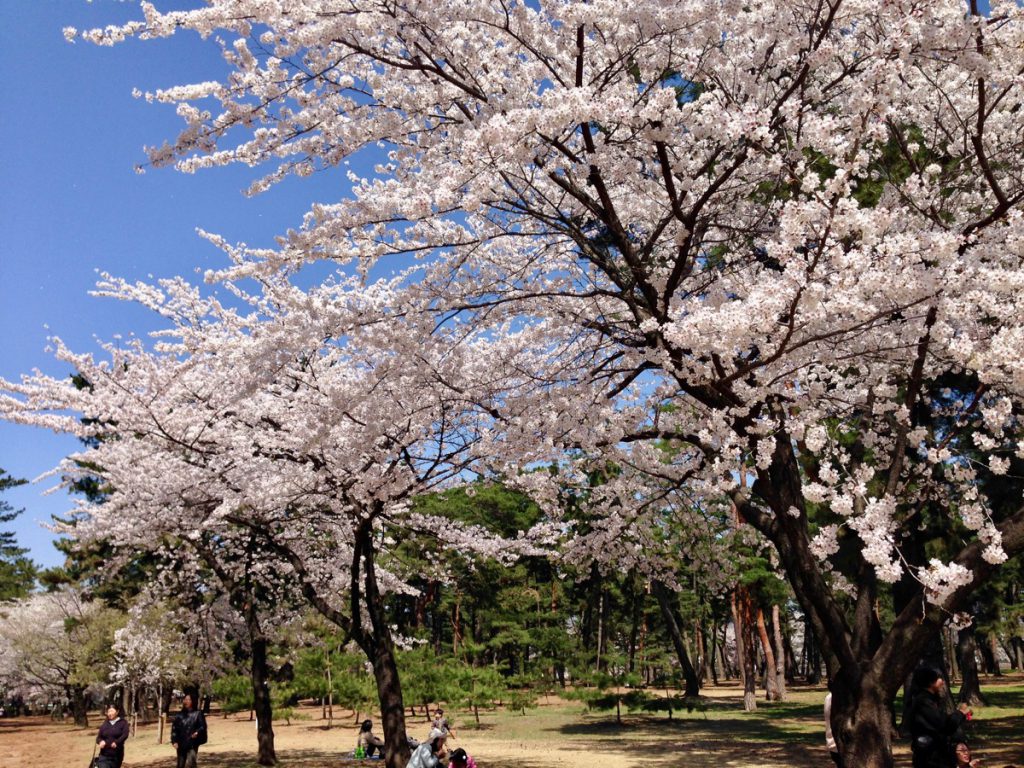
[824,692,843,768]
[432,709,455,740]
[171,693,208,768]
[907,667,971,768]
[95,704,129,768]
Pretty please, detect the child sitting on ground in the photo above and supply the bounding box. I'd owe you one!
[448,747,476,768]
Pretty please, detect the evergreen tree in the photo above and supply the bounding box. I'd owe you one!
[0,468,37,600]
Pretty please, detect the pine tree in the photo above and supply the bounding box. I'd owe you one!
[0,468,37,600]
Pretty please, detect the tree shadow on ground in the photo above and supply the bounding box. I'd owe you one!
[970,714,1024,767]
[553,708,818,746]
[0,716,88,732]
[134,750,358,768]
[130,751,564,768]
[985,686,1024,710]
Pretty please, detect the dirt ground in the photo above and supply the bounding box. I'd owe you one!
[2,678,1022,768]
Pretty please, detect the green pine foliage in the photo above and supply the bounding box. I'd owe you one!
[211,674,253,715]
[0,468,36,600]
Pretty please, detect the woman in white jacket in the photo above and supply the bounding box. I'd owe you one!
[406,729,447,768]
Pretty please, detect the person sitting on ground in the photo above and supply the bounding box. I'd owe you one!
[406,728,447,768]
[907,667,971,768]
[954,742,981,768]
[448,747,476,768]
[357,719,386,758]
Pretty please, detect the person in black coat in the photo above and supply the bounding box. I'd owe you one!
[907,667,972,768]
[95,704,129,768]
[171,693,208,768]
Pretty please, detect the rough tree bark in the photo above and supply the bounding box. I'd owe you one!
[351,521,411,768]
[956,625,986,706]
[68,684,89,728]
[732,587,758,711]
[734,429,1024,768]
[248,629,277,766]
[978,632,1001,676]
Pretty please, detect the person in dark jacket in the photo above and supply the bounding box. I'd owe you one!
[95,704,129,768]
[907,667,972,768]
[171,693,208,768]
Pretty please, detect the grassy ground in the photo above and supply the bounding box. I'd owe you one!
[2,676,1022,768]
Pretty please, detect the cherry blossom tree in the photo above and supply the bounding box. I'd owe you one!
[110,605,186,733]
[12,1,1024,765]
[0,588,122,725]
[0,272,528,767]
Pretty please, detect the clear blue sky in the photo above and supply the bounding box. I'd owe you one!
[0,1,342,568]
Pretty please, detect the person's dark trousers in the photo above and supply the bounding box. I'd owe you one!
[176,747,199,768]
[367,743,383,758]
[830,750,844,768]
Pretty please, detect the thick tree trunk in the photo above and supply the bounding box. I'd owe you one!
[652,580,700,698]
[732,420,1024,768]
[978,632,1001,675]
[832,685,898,768]
[368,642,409,768]
[250,632,277,766]
[943,626,959,683]
[68,684,89,727]
[1010,637,1024,671]
[782,618,798,681]
[956,625,986,706]
[805,616,821,683]
[357,522,411,768]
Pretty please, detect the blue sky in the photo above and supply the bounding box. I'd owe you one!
[0,1,344,568]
